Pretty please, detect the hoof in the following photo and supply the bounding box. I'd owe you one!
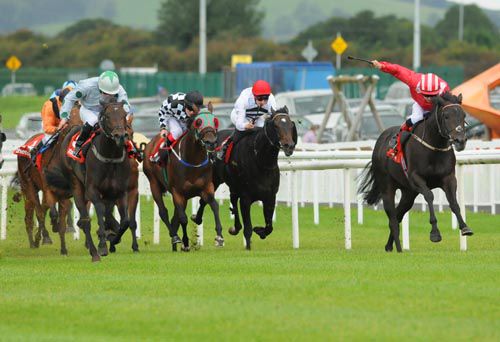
[430,233,442,243]
[51,226,59,233]
[385,245,393,252]
[109,245,116,253]
[181,246,190,252]
[171,235,182,245]
[91,255,101,262]
[133,248,140,253]
[253,227,267,240]
[60,249,68,256]
[66,226,76,234]
[228,227,240,236]
[214,236,225,247]
[190,214,202,225]
[461,227,473,236]
[42,236,53,245]
[98,245,109,257]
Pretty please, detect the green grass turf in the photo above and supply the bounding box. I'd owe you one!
[0,96,45,129]
[0,194,498,340]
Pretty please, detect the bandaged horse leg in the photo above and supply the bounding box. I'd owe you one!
[253,196,276,239]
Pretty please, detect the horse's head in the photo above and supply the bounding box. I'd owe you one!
[98,98,128,147]
[433,92,467,151]
[190,103,218,153]
[265,106,297,157]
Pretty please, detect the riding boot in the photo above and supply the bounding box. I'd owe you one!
[387,119,413,158]
[217,135,233,161]
[72,122,93,158]
[30,140,44,163]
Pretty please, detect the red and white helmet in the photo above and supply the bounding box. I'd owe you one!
[418,73,441,96]
[252,80,271,96]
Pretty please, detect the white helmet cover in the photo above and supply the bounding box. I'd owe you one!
[98,71,120,95]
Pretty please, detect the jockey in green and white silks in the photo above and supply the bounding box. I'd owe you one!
[58,71,132,157]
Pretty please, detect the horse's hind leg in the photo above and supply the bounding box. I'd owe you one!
[73,182,99,262]
[228,193,242,236]
[23,199,36,248]
[410,173,441,243]
[128,190,139,252]
[57,200,70,255]
[109,196,132,253]
[33,198,48,247]
[40,201,53,245]
[172,192,189,252]
[202,192,224,247]
[441,174,473,236]
[382,187,401,252]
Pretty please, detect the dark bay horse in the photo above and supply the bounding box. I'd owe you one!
[142,106,222,251]
[358,92,473,252]
[45,99,132,262]
[192,106,297,250]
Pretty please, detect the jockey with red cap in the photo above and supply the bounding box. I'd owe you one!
[372,60,450,158]
[218,80,277,160]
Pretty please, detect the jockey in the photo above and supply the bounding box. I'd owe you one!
[372,60,449,158]
[217,80,277,159]
[49,80,77,100]
[157,91,204,161]
[58,71,133,158]
[30,85,74,162]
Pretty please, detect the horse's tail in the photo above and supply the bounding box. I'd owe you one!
[45,167,71,191]
[358,162,382,205]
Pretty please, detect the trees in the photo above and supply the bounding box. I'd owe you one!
[155,0,263,49]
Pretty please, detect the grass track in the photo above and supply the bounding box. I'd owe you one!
[0,196,498,340]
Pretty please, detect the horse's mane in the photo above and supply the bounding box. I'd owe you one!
[440,91,462,104]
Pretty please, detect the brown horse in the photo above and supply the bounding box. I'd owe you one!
[45,99,132,262]
[141,105,223,251]
[15,105,81,252]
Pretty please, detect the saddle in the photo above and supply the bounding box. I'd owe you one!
[66,131,98,163]
[148,132,186,166]
[215,136,233,164]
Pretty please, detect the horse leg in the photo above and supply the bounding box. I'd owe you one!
[40,201,53,245]
[191,198,206,225]
[172,192,189,252]
[57,200,70,255]
[441,174,473,236]
[33,197,47,248]
[410,173,441,243]
[128,189,139,252]
[239,196,253,250]
[228,193,242,235]
[381,187,401,252]
[202,192,224,247]
[66,204,76,233]
[89,196,109,257]
[253,196,276,240]
[23,199,36,248]
[110,197,132,253]
[73,182,99,262]
[151,181,174,236]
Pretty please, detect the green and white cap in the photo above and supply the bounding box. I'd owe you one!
[98,70,120,94]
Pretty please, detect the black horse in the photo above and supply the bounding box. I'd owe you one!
[192,106,297,250]
[358,92,473,252]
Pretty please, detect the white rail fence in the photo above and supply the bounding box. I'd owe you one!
[1,139,499,251]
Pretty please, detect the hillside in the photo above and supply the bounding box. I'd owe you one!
[0,0,498,41]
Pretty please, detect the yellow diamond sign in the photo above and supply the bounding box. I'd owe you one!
[6,55,22,71]
[331,36,348,55]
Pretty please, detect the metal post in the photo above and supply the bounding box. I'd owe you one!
[199,0,207,75]
[153,202,160,244]
[458,3,464,42]
[343,169,351,250]
[413,0,421,70]
[291,171,299,248]
[313,171,319,225]
[402,212,410,250]
[336,32,341,70]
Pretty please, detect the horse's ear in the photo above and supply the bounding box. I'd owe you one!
[283,105,289,114]
[457,93,463,104]
[127,114,133,126]
[432,96,444,106]
[207,101,213,114]
[271,108,276,117]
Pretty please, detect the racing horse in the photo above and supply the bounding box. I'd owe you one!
[141,104,222,251]
[358,92,473,252]
[192,106,297,250]
[45,98,132,262]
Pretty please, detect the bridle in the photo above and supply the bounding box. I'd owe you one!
[98,102,126,139]
[435,103,463,141]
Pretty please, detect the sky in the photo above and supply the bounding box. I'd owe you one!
[451,0,500,10]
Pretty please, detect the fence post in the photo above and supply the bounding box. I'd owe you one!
[343,169,351,250]
[1,176,7,240]
[153,203,160,244]
[457,165,467,251]
[72,201,80,240]
[402,212,410,250]
[291,170,299,249]
[313,170,319,225]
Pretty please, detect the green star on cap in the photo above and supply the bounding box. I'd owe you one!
[100,71,117,82]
